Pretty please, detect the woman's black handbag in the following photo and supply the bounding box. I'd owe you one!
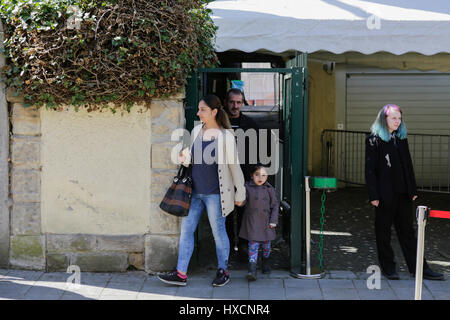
[159,165,192,217]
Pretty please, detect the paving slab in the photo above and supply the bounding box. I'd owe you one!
[176,286,214,299]
[99,293,138,300]
[321,288,360,300]
[0,281,33,296]
[59,293,95,300]
[60,285,104,299]
[105,279,144,291]
[285,287,323,300]
[423,279,450,291]
[284,278,320,288]
[386,279,416,288]
[430,290,450,300]
[136,292,177,300]
[109,272,147,283]
[212,286,249,300]
[328,270,358,279]
[356,288,398,300]
[3,270,43,282]
[78,272,113,284]
[318,279,355,289]
[23,286,66,300]
[391,287,435,300]
[250,286,285,300]
[249,278,283,288]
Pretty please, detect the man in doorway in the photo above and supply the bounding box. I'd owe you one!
[224,88,260,179]
[224,88,260,262]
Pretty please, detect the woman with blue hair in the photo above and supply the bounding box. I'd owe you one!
[365,104,443,281]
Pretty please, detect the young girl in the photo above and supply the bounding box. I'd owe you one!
[239,165,279,281]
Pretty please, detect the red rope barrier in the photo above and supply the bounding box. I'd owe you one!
[430,210,450,219]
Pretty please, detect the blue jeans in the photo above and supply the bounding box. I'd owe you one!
[177,193,230,273]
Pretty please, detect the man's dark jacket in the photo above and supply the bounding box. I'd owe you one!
[229,113,260,181]
[365,134,417,206]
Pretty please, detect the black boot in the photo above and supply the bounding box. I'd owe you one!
[411,267,445,281]
[262,257,271,274]
[247,262,257,281]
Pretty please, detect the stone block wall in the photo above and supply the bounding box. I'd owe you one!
[147,98,184,274]
[5,93,184,273]
[9,100,44,270]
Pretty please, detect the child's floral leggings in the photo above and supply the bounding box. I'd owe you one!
[248,240,271,263]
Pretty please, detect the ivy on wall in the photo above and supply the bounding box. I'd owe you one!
[0,0,218,111]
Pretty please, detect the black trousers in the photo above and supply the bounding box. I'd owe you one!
[374,193,428,274]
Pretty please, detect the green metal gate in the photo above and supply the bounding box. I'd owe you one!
[185,60,308,273]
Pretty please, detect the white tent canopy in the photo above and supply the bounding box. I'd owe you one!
[208,0,450,55]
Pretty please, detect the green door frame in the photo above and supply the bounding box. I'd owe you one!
[185,65,308,273]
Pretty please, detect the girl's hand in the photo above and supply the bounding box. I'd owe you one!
[235,201,244,207]
[371,200,379,207]
[412,195,418,201]
[269,223,276,229]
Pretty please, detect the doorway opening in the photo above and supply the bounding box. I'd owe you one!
[185,55,308,274]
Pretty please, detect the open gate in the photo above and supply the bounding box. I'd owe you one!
[184,55,308,273]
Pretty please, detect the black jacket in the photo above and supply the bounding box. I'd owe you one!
[229,112,260,132]
[230,113,260,181]
[365,134,417,205]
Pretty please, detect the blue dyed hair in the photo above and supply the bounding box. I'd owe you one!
[370,104,407,142]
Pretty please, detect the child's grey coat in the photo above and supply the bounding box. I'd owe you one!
[239,181,279,242]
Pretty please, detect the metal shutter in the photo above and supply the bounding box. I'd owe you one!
[345,73,450,190]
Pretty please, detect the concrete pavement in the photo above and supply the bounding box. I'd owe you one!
[0,268,449,300]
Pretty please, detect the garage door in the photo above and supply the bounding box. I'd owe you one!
[344,73,450,190]
[346,73,450,134]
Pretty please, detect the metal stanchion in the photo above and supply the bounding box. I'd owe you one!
[291,176,326,279]
[414,206,428,300]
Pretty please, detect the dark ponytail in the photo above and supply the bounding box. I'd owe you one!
[201,94,231,129]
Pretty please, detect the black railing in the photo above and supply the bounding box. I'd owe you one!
[321,129,450,193]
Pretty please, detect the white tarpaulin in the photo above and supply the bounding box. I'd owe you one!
[208,0,450,55]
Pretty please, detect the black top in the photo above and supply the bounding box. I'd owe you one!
[365,133,417,206]
[191,135,219,194]
[390,134,408,194]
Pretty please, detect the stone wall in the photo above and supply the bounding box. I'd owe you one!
[5,93,184,273]
[0,22,10,268]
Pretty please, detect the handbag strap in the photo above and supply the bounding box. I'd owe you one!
[177,164,192,178]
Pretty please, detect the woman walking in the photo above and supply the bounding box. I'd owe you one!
[158,94,246,287]
[365,104,443,281]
